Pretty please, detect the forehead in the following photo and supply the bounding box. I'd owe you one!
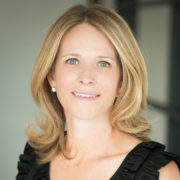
[59,23,117,57]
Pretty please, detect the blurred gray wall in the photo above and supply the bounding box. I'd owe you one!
[0,0,174,179]
[137,4,172,144]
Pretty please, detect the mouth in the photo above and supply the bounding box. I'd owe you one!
[72,91,100,100]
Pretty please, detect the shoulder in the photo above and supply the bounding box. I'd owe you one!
[115,140,180,180]
[135,141,180,179]
[159,161,180,180]
[16,142,49,180]
[16,142,37,179]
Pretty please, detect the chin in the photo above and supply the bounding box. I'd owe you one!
[67,111,98,120]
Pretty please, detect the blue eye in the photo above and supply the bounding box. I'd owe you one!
[66,59,78,65]
[99,61,110,67]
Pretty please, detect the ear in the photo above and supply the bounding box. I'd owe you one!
[47,72,56,89]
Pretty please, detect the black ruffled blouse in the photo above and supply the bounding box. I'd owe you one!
[16,141,180,180]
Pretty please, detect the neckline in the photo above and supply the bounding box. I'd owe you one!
[46,141,153,180]
[109,141,147,179]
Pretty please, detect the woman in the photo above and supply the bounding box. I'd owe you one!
[16,4,180,180]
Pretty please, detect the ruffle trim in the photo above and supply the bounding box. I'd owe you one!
[16,141,180,180]
[16,143,35,180]
[110,141,180,180]
[16,143,50,180]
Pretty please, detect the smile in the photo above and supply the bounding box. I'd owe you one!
[72,92,100,100]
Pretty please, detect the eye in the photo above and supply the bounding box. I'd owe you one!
[66,58,79,65]
[99,61,110,67]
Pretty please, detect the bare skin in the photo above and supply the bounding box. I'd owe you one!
[159,161,180,180]
[50,130,141,180]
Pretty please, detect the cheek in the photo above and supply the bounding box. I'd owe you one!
[98,71,120,92]
[55,69,77,106]
[55,68,77,89]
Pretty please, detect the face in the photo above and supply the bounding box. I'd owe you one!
[48,23,121,121]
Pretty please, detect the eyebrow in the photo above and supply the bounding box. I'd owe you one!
[97,56,115,62]
[60,53,116,62]
[61,53,80,58]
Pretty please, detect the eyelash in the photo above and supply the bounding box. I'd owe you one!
[65,59,111,67]
[66,59,78,65]
[99,61,110,67]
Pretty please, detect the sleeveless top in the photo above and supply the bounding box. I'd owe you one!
[16,141,180,180]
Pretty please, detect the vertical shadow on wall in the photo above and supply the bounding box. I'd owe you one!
[115,0,136,33]
[168,2,180,155]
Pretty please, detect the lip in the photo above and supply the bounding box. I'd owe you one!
[71,91,100,100]
[72,91,100,96]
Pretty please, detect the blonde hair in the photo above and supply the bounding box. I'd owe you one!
[27,4,151,164]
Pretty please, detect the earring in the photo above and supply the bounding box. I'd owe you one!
[51,87,56,92]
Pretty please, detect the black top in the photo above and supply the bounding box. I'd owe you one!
[16,141,180,180]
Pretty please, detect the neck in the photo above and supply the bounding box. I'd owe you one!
[64,114,116,162]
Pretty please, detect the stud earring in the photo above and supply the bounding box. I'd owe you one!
[51,87,56,92]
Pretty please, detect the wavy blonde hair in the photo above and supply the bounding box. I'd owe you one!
[27,4,151,164]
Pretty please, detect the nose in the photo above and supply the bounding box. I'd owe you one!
[79,67,95,85]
